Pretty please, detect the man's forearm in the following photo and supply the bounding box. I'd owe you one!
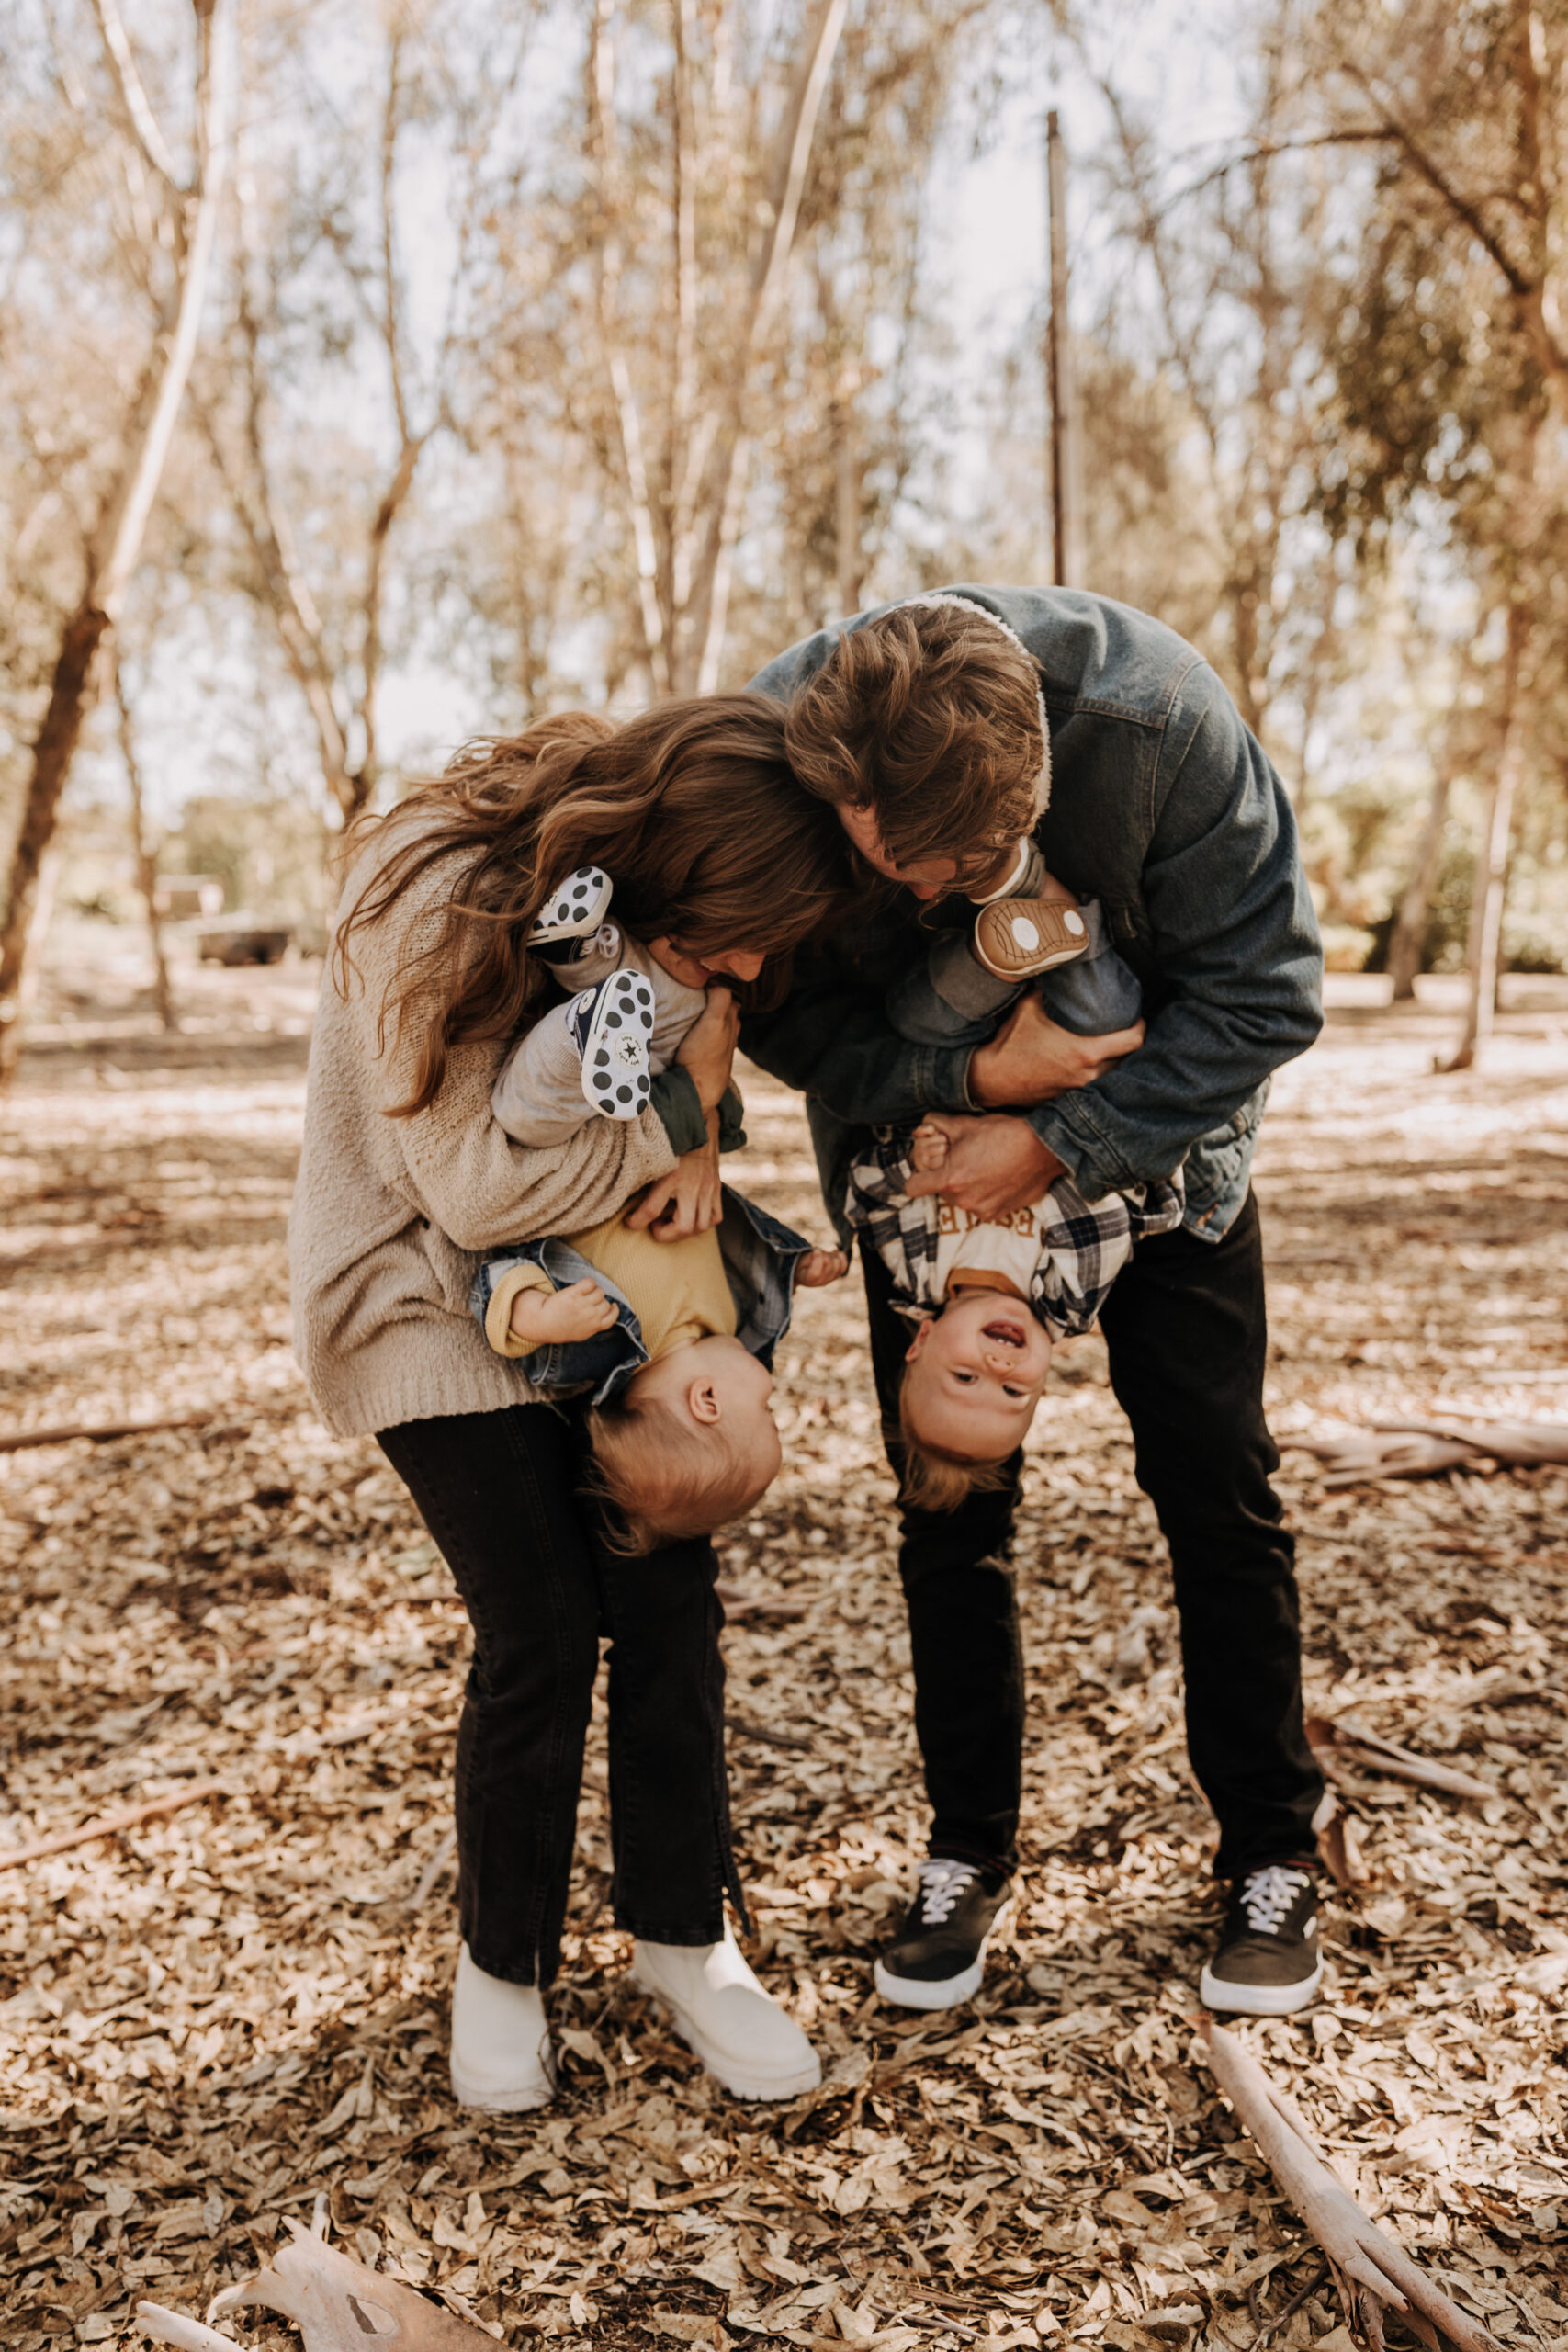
[1022,996,1314,1195]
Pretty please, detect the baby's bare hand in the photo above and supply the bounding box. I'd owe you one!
[909,1121,951,1173]
[510,1277,618,1346]
[796,1247,849,1288]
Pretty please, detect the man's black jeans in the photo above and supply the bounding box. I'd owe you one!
[862,1187,1323,1883]
[378,1404,740,1986]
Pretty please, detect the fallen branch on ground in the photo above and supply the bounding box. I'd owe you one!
[0,1413,212,1454]
[1289,1431,1483,1486]
[141,2219,495,2352]
[1289,1416,1568,1487]
[1378,1415,1568,1464]
[1306,1713,1495,1803]
[726,1713,812,1750]
[0,1781,231,1870]
[1202,2018,1504,2352]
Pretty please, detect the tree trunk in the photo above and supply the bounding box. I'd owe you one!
[114,654,175,1032]
[0,603,114,1074]
[689,0,851,691]
[1440,599,1528,1073]
[16,848,61,1023]
[1386,759,1452,1001]
[0,0,232,1089]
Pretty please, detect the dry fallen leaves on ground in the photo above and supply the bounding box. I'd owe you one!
[2,954,1565,2352]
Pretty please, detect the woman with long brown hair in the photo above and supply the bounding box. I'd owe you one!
[288,695,855,2110]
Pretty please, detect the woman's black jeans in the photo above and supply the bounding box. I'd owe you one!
[863,1186,1324,1883]
[378,1402,742,1986]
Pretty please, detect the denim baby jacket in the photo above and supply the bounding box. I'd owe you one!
[468,1188,815,1408]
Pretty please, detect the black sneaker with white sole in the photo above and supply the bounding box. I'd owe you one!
[873,1859,1011,2010]
[1200,1861,1323,2016]
[569,971,655,1118]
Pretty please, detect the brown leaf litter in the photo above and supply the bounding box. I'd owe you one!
[1,964,1565,2352]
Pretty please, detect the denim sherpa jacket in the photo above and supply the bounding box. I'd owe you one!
[743,585,1325,1243]
[468,1187,816,1408]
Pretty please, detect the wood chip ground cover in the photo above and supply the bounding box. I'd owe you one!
[2,963,1565,2352]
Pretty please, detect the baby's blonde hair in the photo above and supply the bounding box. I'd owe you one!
[588,1390,774,1555]
[897,1374,1016,1514]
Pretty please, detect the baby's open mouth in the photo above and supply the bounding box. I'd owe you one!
[982,1317,1028,1349]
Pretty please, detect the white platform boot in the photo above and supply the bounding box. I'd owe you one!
[633,1924,822,2100]
[449,1943,557,2112]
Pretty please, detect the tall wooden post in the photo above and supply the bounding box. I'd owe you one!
[1045,109,1080,587]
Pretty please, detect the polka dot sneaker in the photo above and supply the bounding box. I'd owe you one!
[528,865,614,951]
[973,893,1091,983]
[1200,1862,1324,2017]
[568,970,655,1118]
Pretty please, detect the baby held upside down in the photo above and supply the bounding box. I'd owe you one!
[499,1236,846,1555]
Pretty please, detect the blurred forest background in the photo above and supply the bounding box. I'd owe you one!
[3,0,1567,1074]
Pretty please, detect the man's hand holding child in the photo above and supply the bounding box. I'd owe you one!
[508,1276,619,1348]
[795,1247,849,1287]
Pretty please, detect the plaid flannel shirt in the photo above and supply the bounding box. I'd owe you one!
[843,1128,1184,1339]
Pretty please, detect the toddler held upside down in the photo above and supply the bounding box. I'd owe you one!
[852,840,1180,1510]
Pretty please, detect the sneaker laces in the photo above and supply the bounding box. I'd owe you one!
[1238,1864,1314,1935]
[914,1858,980,1925]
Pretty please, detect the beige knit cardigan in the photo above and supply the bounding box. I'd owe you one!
[288,844,677,1438]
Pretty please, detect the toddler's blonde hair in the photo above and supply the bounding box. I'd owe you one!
[588,1391,774,1555]
[897,1373,1016,1514]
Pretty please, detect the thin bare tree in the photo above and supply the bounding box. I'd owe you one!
[1088,22,1347,767]
[111,647,175,1033]
[1441,594,1533,1070]
[193,5,532,821]
[0,0,233,1087]
[586,0,851,696]
[1299,0,1560,1064]
[1385,760,1454,1002]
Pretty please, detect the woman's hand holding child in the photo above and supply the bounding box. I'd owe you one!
[508,1276,619,1348]
[673,980,741,1113]
[625,981,738,1243]
[626,1112,723,1241]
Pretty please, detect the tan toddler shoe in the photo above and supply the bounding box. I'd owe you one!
[974,894,1090,981]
